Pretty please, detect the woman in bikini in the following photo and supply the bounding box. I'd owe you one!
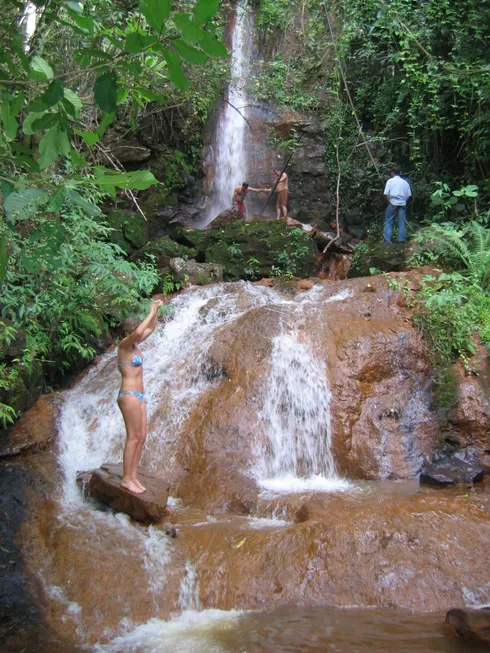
[117,299,162,494]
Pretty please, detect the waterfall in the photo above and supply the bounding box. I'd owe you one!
[253,330,351,493]
[22,2,38,51]
[204,6,251,222]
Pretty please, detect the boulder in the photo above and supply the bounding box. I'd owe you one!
[207,206,242,228]
[105,209,148,254]
[170,258,223,285]
[171,219,317,280]
[420,450,485,486]
[445,607,490,645]
[76,463,170,523]
[131,235,198,272]
[349,238,412,277]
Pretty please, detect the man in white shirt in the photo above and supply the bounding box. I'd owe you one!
[383,167,412,243]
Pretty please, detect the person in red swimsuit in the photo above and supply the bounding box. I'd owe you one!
[232,182,267,219]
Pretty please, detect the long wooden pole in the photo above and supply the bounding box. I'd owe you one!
[259,153,293,215]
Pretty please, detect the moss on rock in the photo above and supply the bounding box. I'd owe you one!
[105,210,148,254]
[174,220,317,280]
[131,236,198,271]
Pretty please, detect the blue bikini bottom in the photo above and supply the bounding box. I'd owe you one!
[117,390,145,404]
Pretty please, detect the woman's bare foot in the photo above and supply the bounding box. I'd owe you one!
[134,479,147,492]
[121,480,145,494]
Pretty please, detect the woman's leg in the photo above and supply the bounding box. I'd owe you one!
[131,400,147,491]
[118,395,145,494]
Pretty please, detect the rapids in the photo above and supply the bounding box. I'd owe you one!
[15,279,490,651]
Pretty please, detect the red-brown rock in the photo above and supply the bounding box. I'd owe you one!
[0,395,57,458]
[76,463,170,523]
[445,607,490,645]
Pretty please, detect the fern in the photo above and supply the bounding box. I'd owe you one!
[425,221,490,289]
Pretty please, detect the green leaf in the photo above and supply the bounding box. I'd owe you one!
[134,86,166,102]
[40,79,64,107]
[124,32,157,54]
[193,0,220,24]
[173,13,206,42]
[93,168,159,191]
[2,99,18,139]
[10,92,25,117]
[199,33,228,57]
[65,190,100,216]
[31,113,60,132]
[4,189,49,222]
[38,124,71,169]
[47,188,66,212]
[172,39,208,64]
[94,72,118,113]
[66,1,83,13]
[74,129,99,146]
[23,111,46,135]
[127,61,143,76]
[139,0,171,33]
[30,56,54,80]
[63,88,83,117]
[12,155,39,172]
[162,48,189,90]
[72,15,95,37]
[74,48,113,66]
[95,112,115,137]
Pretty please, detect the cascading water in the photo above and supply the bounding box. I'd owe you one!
[204,6,251,223]
[253,331,349,492]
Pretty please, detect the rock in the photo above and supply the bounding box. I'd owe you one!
[298,279,314,291]
[0,395,57,458]
[131,235,198,272]
[420,451,485,486]
[170,258,223,285]
[101,134,151,164]
[445,607,490,645]
[105,209,149,254]
[207,206,242,228]
[76,463,170,523]
[169,219,317,280]
[0,320,26,359]
[348,238,411,277]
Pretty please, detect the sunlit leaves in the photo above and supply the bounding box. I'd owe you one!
[29,56,54,80]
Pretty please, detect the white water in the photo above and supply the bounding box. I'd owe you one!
[253,331,351,493]
[52,282,352,648]
[204,6,251,222]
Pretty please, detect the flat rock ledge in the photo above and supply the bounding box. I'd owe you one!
[76,463,170,523]
[445,607,490,646]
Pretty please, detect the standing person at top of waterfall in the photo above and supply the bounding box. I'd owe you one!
[232,182,267,219]
[383,166,412,243]
[274,169,289,220]
[117,299,162,494]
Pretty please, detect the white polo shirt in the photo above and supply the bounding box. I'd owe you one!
[384,175,411,206]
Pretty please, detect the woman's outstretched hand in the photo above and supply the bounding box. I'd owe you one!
[151,299,163,312]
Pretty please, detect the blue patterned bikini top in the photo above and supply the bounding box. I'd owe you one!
[118,352,143,367]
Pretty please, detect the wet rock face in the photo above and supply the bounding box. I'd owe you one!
[0,395,57,458]
[420,449,485,486]
[76,463,170,523]
[445,607,490,645]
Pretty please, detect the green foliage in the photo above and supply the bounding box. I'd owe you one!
[271,228,311,277]
[411,221,490,363]
[244,256,260,280]
[0,0,227,197]
[227,242,243,264]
